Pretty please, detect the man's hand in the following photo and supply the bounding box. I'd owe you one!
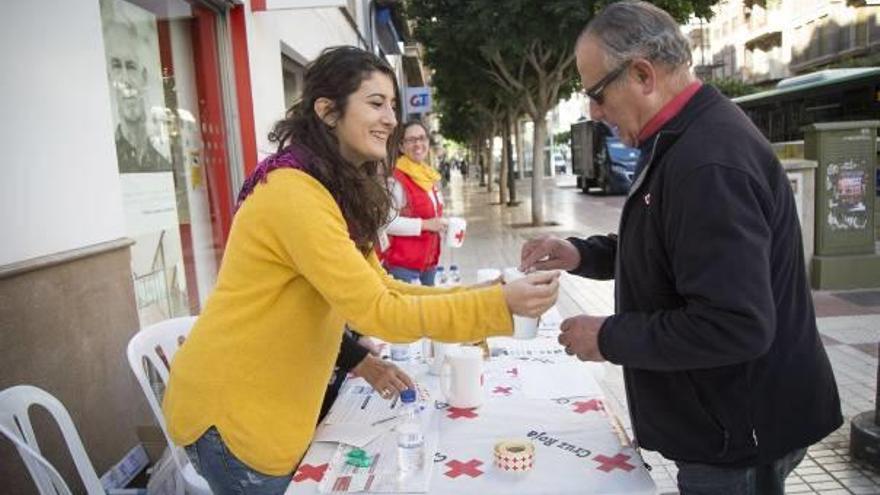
[502,271,560,318]
[520,236,581,272]
[558,315,607,362]
[352,355,415,399]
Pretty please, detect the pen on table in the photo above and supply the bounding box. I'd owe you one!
[371,415,398,427]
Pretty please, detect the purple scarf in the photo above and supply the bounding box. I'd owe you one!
[235,144,313,211]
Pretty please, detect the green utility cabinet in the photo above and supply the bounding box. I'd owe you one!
[805,121,880,289]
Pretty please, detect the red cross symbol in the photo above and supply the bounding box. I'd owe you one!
[454,229,465,244]
[293,463,328,482]
[593,453,635,472]
[573,399,604,414]
[446,407,479,419]
[506,367,518,377]
[493,386,512,395]
[445,459,484,478]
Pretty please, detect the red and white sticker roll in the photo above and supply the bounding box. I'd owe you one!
[493,439,535,473]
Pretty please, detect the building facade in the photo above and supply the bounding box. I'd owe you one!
[0,0,424,491]
[685,0,880,85]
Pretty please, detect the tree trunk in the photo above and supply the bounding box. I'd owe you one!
[506,113,517,204]
[531,116,548,225]
[484,138,493,193]
[500,124,510,205]
[515,118,525,180]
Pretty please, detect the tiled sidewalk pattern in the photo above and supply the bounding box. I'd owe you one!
[446,172,880,494]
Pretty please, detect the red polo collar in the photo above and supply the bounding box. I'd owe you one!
[637,81,702,145]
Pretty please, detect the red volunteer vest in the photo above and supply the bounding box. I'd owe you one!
[384,169,443,271]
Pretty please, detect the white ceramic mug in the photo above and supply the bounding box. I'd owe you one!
[429,341,458,375]
[441,346,483,408]
[447,217,467,248]
[503,267,540,340]
[476,268,502,284]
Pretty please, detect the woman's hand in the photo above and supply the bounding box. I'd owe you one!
[422,217,448,233]
[502,271,560,318]
[352,355,415,399]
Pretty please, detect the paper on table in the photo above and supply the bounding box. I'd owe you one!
[323,389,403,426]
[313,422,396,448]
[317,415,439,493]
[489,336,568,359]
[539,305,563,329]
[519,361,605,399]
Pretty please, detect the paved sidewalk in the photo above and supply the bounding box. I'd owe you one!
[446,172,880,494]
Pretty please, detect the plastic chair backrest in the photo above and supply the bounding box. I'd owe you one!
[126,316,197,472]
[0,385,104,495]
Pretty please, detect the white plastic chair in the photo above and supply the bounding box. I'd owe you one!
[127,316,211,495]
[0,385,105,495]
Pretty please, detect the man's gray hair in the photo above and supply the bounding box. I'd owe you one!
[581,1,692,70]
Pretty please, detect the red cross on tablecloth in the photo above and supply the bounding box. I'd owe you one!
[593,453,635,472]
[293,463,328,482]
[446,407,479,419]
[506,367,518,377]
[572,399,604,414]
[445,459,484,478]
[493,386,512,395]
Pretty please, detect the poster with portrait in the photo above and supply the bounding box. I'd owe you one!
[101,0,188,325]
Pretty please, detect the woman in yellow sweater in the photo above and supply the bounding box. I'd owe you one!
[162,46,559,495]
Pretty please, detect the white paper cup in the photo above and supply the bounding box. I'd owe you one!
[504,267,539,339]
[476,268,502,283]
[447,217,467,248]
[512,315,539,339]
[503,267,525,283]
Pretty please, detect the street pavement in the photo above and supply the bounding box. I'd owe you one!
[444,171,880,494]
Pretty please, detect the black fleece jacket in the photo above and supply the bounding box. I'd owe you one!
[568,85,841,466]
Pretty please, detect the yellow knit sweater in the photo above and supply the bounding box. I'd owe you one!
[162,169,512,475]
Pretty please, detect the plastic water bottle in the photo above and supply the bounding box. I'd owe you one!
[435,266,447,286]
[448,265,461,286]
[396,389,424,474]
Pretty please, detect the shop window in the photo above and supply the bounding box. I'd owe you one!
[100,0,236,325]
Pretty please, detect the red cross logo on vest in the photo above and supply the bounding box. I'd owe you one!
[293,463,328,482]
[454,229,465,244]
[572,398,604,414]
[445,459,484,478]
[593,453,635,472]
[446,407,479,419]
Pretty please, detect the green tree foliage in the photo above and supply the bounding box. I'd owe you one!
[408,0,720,223]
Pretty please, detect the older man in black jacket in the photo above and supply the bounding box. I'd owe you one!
[521,2,842,494]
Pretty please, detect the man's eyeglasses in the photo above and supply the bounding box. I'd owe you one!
[403,136,428,145]
[585,60,631,105]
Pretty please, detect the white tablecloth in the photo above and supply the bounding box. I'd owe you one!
[286,317,656,495]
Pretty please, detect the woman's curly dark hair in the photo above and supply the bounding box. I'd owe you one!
[268,46,399,252]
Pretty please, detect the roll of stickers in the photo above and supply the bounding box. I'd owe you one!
[494,439,535,473]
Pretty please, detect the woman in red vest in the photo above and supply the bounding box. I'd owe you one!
[383,120,448,285]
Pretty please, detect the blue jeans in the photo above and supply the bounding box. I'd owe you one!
[385,265,436,286]
[184,427,291,495]
[675,447,807,495]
